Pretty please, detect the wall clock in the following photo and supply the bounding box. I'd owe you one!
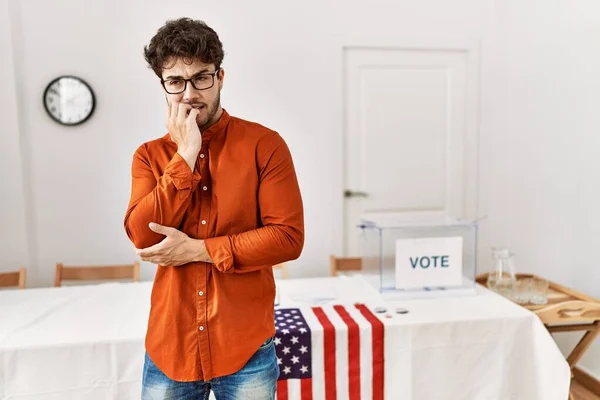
[43,75,96,126]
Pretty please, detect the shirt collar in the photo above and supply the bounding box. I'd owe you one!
[201,108,230,142]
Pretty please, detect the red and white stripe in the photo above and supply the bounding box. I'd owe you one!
[276,304,384,400]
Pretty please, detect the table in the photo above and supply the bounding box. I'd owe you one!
[477,272,600,399]
[277,276,571,399]
[0,282,148,399]
[0,276,571,399]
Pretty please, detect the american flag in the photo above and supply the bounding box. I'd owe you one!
[274,304,384,400]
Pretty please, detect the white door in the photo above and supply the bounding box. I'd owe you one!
[343,46,479,256]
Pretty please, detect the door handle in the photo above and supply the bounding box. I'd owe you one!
[344,189,368,198]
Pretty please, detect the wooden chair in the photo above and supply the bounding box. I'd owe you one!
[54,261,140,287]
[273,263,288,279]
[329,255,362,276]
[0,267,27,289]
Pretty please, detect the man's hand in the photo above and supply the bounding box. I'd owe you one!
[135,222,212,266]
[166,102,202,171]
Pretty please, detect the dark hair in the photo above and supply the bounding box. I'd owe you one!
[144,18,224,78]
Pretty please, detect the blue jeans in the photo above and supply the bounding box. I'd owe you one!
[141,337,279,400]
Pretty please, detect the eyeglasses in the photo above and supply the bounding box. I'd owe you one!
[161,69,220,94]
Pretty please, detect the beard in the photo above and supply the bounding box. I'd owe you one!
[196,91,221,131]
[165,90,222,131]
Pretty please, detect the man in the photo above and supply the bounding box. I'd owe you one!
[124,17,304,399]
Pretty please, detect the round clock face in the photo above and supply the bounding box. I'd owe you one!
[43,76,95,126]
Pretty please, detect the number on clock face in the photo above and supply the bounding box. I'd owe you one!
[44,76,95,125]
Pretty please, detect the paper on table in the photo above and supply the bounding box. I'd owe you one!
[274,275,385,307]
[273,286,334,306]
[283,286,338,306]
[287,293,338,305]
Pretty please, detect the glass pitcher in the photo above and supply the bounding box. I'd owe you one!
[486,247,517,296]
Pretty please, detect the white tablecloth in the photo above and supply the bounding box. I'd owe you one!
[0,282,149,399]
[0,276,570,399]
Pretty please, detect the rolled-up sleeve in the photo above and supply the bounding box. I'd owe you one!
[124,145,201,249]
[204,132,304,273]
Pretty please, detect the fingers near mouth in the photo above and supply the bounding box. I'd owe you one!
[186,105,205,116]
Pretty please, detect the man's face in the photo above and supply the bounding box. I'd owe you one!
[161,58,224,130]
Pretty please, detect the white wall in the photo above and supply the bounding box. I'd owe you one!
[0,0,30,272]
[482,0,600,381]
[2,0,492,286]
[2,0,600,379]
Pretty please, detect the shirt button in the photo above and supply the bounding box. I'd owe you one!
[199,326,204,331]
[199,153,205,159]
[199,291,204,296]
[201,220,206,225]
[202,186,208,191]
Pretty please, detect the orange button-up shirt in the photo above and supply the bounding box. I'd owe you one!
[124,109,304,381]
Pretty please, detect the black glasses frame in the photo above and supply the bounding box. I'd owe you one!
[161,69,220,94]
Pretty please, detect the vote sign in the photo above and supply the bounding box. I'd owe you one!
[395,236,463,289]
